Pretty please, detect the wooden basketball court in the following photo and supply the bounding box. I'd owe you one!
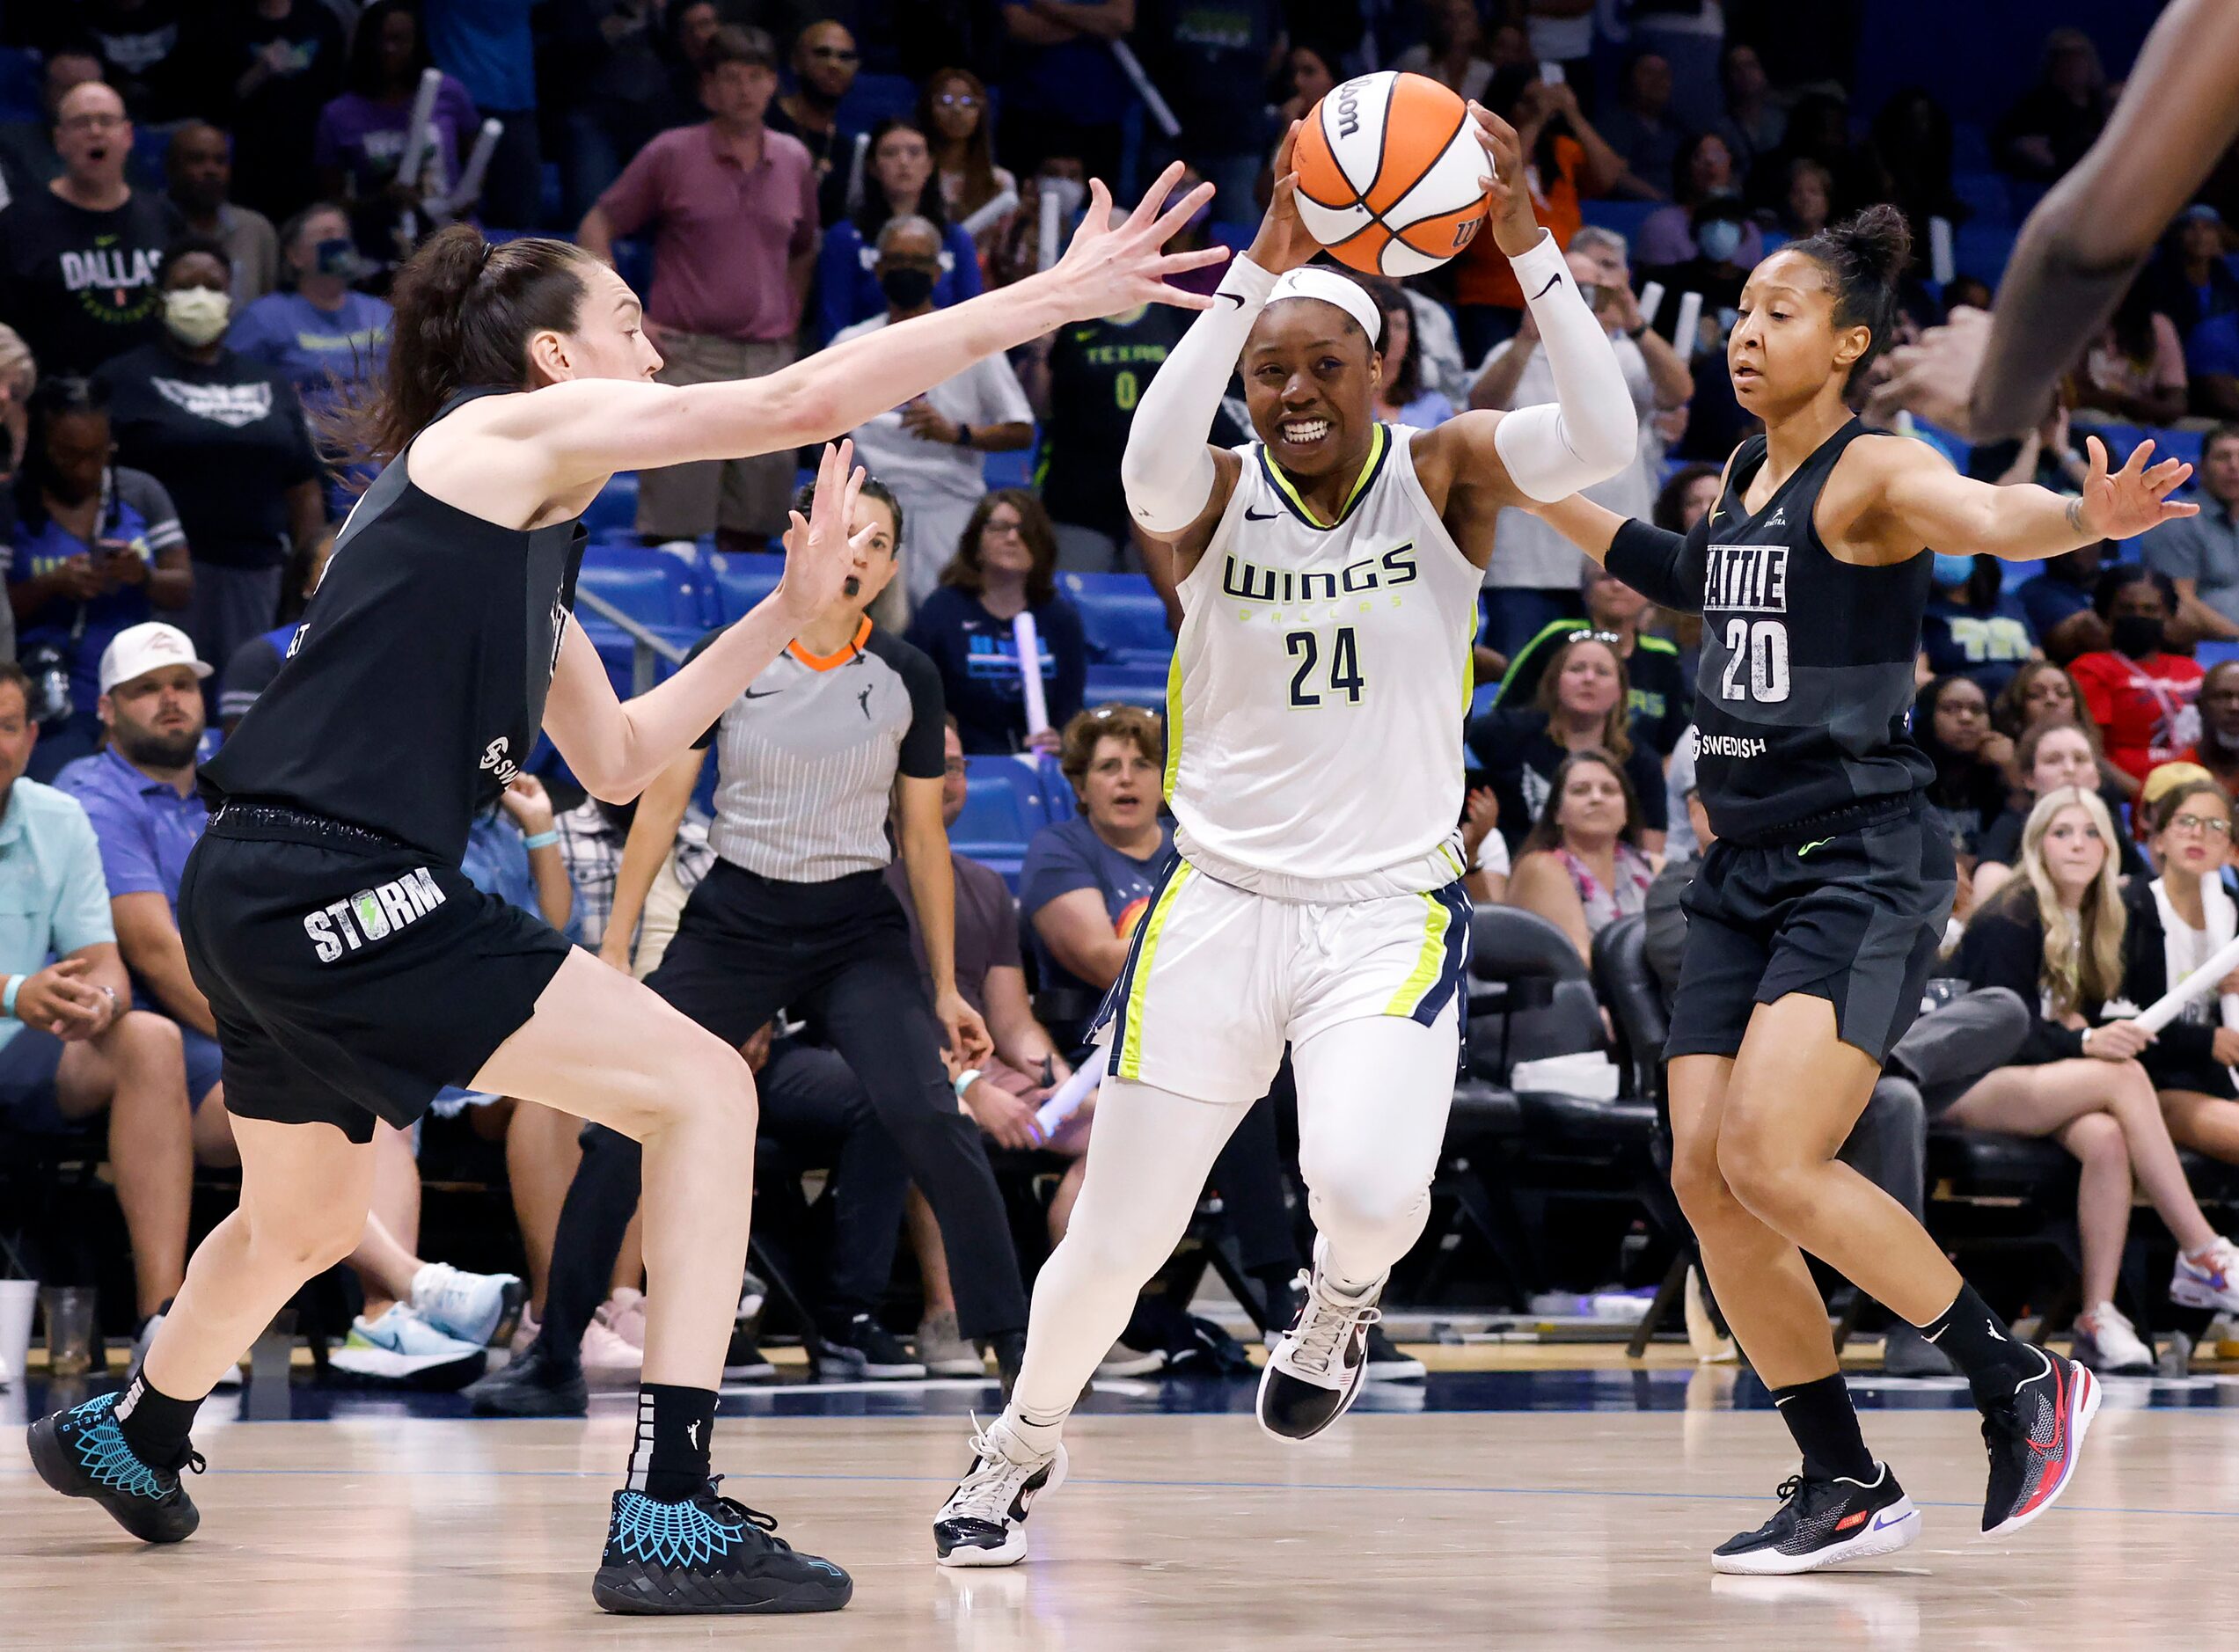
[3,1361,2231,1649]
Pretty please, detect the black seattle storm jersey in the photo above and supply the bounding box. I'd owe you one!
[1608,419,1934,842]
[201,387,587,863]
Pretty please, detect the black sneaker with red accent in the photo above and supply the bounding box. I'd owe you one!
[1711,1464,1921,1575]
[1978,1344,2100,1538]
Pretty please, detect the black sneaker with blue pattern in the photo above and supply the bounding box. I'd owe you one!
[591,1479,852,1615]
[26,1393,205,1544]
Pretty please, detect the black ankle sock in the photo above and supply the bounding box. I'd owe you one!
[628,1384,716,1502]
[1769,1373,1875,1483]
[113,1373,201,1471]
[1916,1282,2038,1400]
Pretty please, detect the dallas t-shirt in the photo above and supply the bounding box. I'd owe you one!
[0,188,183,375]
[1019,814,1175,1001]
[2068,647,2205,789]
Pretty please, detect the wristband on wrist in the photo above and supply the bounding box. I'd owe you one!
[955,422,974,448]
[1,976,19,1019]
[953,1067,984,1102]
[522,829,560,850]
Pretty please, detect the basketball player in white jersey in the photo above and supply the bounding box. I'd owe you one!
[933,113,1640,1566]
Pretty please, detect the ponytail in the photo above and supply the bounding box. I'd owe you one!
[1790,203,1912,387]
[327,225,593,470]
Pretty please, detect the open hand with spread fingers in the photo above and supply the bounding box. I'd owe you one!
[1046,161,1231,318]
[2074,434,2198,540]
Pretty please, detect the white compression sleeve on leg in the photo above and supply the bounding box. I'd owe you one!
[1489,230,1641,502]
[1118,253,1277,534]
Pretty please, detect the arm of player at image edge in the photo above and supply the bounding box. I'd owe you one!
[521,164,1224,489]
[1872,432,2196,565]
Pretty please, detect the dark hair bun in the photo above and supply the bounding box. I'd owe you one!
[1826,203,1912,289]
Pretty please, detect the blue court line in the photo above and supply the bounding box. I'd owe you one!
[2,1461,2229,1522]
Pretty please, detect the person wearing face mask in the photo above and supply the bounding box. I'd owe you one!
[831,216,1034,621]
[2067,565,2204,801]
[5,376,194,778]
[226,202,393,422]
[91,238,326,686]
[1919,550,2038,698]
[1642,194,1758,344]
[816,116,985,343]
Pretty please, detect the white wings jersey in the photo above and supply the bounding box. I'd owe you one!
[1164,423,1482,895]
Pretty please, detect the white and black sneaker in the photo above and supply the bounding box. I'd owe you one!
[932,1415,1067,1568]
[1256,1239,1379,1442]
[813,1314,926,1380]
[1711,1464,1921,1575]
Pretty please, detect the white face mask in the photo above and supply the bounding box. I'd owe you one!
[163,287,230,347]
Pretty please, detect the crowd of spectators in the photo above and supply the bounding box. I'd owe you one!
[4,4,2239,1378]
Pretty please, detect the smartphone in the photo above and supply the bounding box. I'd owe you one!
[1540,62,1566,86]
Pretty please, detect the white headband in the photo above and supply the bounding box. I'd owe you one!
[1267,266,1383,347]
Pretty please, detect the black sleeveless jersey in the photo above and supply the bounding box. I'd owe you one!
[200,388,587,863]
[1608,419,1933,842]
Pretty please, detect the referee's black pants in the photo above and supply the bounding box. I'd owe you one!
[536,861,1029,1360]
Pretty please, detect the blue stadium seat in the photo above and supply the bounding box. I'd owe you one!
[0,48,39,123]
[706,550,784,625]
[1950,171,2011,228]
[1952,221,2019,287]
[582,473,639,537]
[1082,665,1170,712]
[575,542,713,631]
[839,72,918,128]
[2199,640,2239,671]
[1061,570,1172,662]
[1579,200,1657,245]
[611,237,655,304]
[950,755,1062,881]
[985,442,1036,491]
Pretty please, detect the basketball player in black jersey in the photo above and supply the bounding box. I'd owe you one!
[1529,206,2198,1574]
[23,166,1224,1616]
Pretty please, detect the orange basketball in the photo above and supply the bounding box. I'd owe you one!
[1291,71,1489,277]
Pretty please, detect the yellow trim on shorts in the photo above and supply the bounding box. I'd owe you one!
[1162,642,1184,802]
[1384,891,1452,1017]
[1117,863,1196,1081]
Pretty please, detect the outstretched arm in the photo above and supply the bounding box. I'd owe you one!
[1870,434,2194,565]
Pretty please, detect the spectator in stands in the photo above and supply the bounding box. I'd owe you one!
[2155,205,2239,345]
[1461,784,1507,903]
[2184,304,2239,421]
[1472,238,1687,657]
[1949,785,2239,1374]
[1943,274,1994,319]
[2016,539,2112,664]
[0,79,180,377]
[2070,566,2203,800]
[0,656,192,1341]
[1641,194,1754,340]
[1711,41,1784,187]
[1972,718,2147,905]
[1916,674,2010,860]
[421,0,541,228]
[550,0,702,224]
[1272,36,1340,131]
[2183,661,2239,800]
[1993,26,2111,186]
[2068,276,2187,428]
[0,50,108,211]
[2146,426,2239,645]
[923,69,1017,274]
[1490,564,1688,757]
[908,490,1087,755]
[164,124,279,306]
[1361,279,1457,428]
[2135,777,2239,1178]
[766,19,861,211]
[1921,552,2038,698]
[1635,135,1760,269]
[55,623,522,1375]
[816,117,984,342]
[1470,634,1668,857]
[1776,157,1833,240]
[1750,92,1872,224]
[835,219,1035,618]
[1394,0,1496,103]
[1987,400,2092,496]
[1450,66,1622,359]
[997,0,1137,186]
[0,325,32,484]
[580,25,817,553]
[216,525,330,734]
[94,238,326,681]
[315,1,478,270]
[80,0,199,125]
[208,0,347,220]
[1505,748,1654,961]
[1989,659,2090,751]
[1868,86,1967,256]
[8,377,191,779]
[226,202,392,421]
[1144,0,1277,222]
[1022,704,1171,1039]
[1597,51,1690,202]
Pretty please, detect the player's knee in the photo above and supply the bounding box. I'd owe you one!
[1670,1145,1742,1232]
[246,1201,363,1276]
[1307,1164,1426,1249]
[636,1040,757,1146]
[1714,1125,1808,1227]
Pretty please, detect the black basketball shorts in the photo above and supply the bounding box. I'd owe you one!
[1665,798,1957,1066]
[179,809,573,1144]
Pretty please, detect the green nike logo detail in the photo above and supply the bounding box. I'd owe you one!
[1796,837,1835,858]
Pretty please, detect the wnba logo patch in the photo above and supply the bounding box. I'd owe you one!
[303,868,446,962]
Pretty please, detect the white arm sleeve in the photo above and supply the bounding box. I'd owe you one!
[1489,231,1642,502]
[1120,253,1278,533]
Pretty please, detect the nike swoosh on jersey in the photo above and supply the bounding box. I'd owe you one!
[1532,272,1562,300]
[742,687,782,699]
[1245,508,1278,521]
[1218,291,1244,308]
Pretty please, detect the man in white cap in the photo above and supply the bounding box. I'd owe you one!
[57,623,527,1378]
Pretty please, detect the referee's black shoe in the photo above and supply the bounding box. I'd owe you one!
[27,1393,205,1545]
[592,1479,852,1615]
[464,1340,588,1418]
[1710,1464,1921,1575]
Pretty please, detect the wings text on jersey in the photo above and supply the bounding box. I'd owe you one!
[1219,543,1420,605]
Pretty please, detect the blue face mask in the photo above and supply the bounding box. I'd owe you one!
[1696,218,1745,262]
[1931,552,1976,588]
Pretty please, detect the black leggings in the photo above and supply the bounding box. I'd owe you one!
[536,863,1028,1362]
